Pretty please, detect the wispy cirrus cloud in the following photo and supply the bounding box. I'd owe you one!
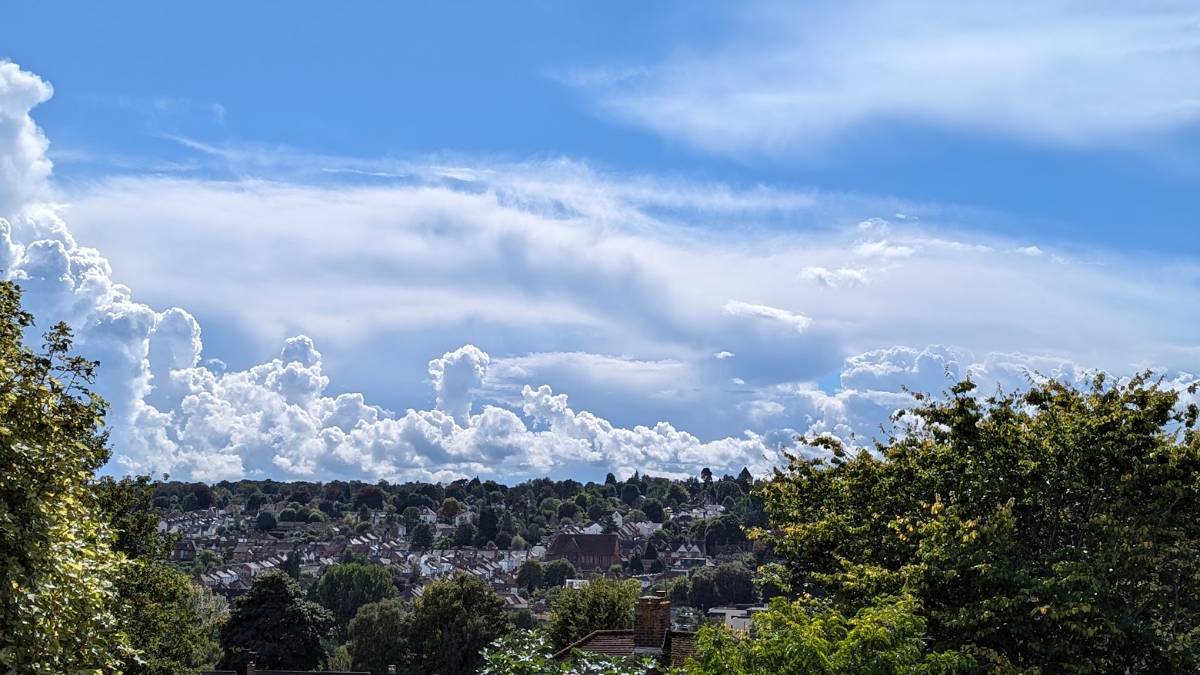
[566,1,1200,156]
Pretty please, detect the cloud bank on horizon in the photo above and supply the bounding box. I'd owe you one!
[1,60,1197,483]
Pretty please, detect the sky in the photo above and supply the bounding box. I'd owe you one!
[0,1,1198,483]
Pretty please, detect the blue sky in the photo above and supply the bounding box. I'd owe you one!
[1,1,1198,482]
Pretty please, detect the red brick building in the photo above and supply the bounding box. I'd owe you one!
[546,533,621,571]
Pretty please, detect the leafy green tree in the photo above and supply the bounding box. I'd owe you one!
[684,595,969,674]
[667,576,691,607]
[115,559,217,674]
[557,500,580,520]
[453,521,477,546]
[517,559,544,592]
[410,522,434,550]
[640,498,664,523]
[542,559,577,588]
[688,567,721,610]
[439,496,463,521]
[94,475,172,559]
[354,485,386,510]
[96,474,218,674]
[478,505,500,543]
[312,562,398,638]
[478,630,656,675]
[346,597,413,675]
[547,578,640,649]
[217,571,331,671]
[400,505,422,529]
[713,562,756,606]
[756,375,1200,673]
[619,482,641,506]
[255,510,277,531]
[0,282,129,673]
[280,551,301,579]
[408,572,512,675]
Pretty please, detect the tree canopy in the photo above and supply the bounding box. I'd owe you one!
[312,561,398,638]
[407,571,512,675]
[756,375,1200,673]
[217,571,332,671]
[0,281,129,672]
[547,578,640,649]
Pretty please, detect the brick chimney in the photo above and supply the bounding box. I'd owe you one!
[634,594,671,650]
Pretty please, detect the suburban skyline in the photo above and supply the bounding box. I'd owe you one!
[1,1,1198,483]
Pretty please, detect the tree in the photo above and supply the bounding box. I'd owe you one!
[547,577,640,649]
[255,510,277,532]
[643,542,659,560]
[619,482,641,507]
[557,500,580,520]
[218,571,331,672]
[756,375,1200,673]
[510,534,528,550]
[517,559,544,593]
[684,595,969,674]
[736,467,753,492]
[96,475,216,674]
[408,572,512,675]
[354,485,386,510]
[641,497,665,523]
[713,562,756,606]
[628,555,644,573]
[94,475,172,559]
[688,567,720,610]
[439,496,462,521]
[410,522,433,550]
[115,559,217,674]
[453,521,477,547]
[0,282,128,672]
[400,505,422,529]
[478,505,500,543]
[542,559,577,588]
[700,467,713,484]
[478,630,656,675]
[312,562,399,638]
[667,576,691,607]
[346,598,413,675]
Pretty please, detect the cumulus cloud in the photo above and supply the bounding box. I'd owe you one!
[568,1,1200,155]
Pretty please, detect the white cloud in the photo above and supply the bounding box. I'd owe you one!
[800,266,870,288]
[723,300,813,334]
[1,61,1197,482]
[569,1,1200,155]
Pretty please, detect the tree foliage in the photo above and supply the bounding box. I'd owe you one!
[312,562,398,637]
[756,375,1200,673]
[547,577,640,649]
[0,281,129,672]
[407,571,512,675]
[217,570,332,671]
[346,597,413,675]
[685,595,969,674]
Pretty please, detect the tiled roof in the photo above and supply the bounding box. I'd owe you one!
[553,629,698,668]
[554,630,636,660]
